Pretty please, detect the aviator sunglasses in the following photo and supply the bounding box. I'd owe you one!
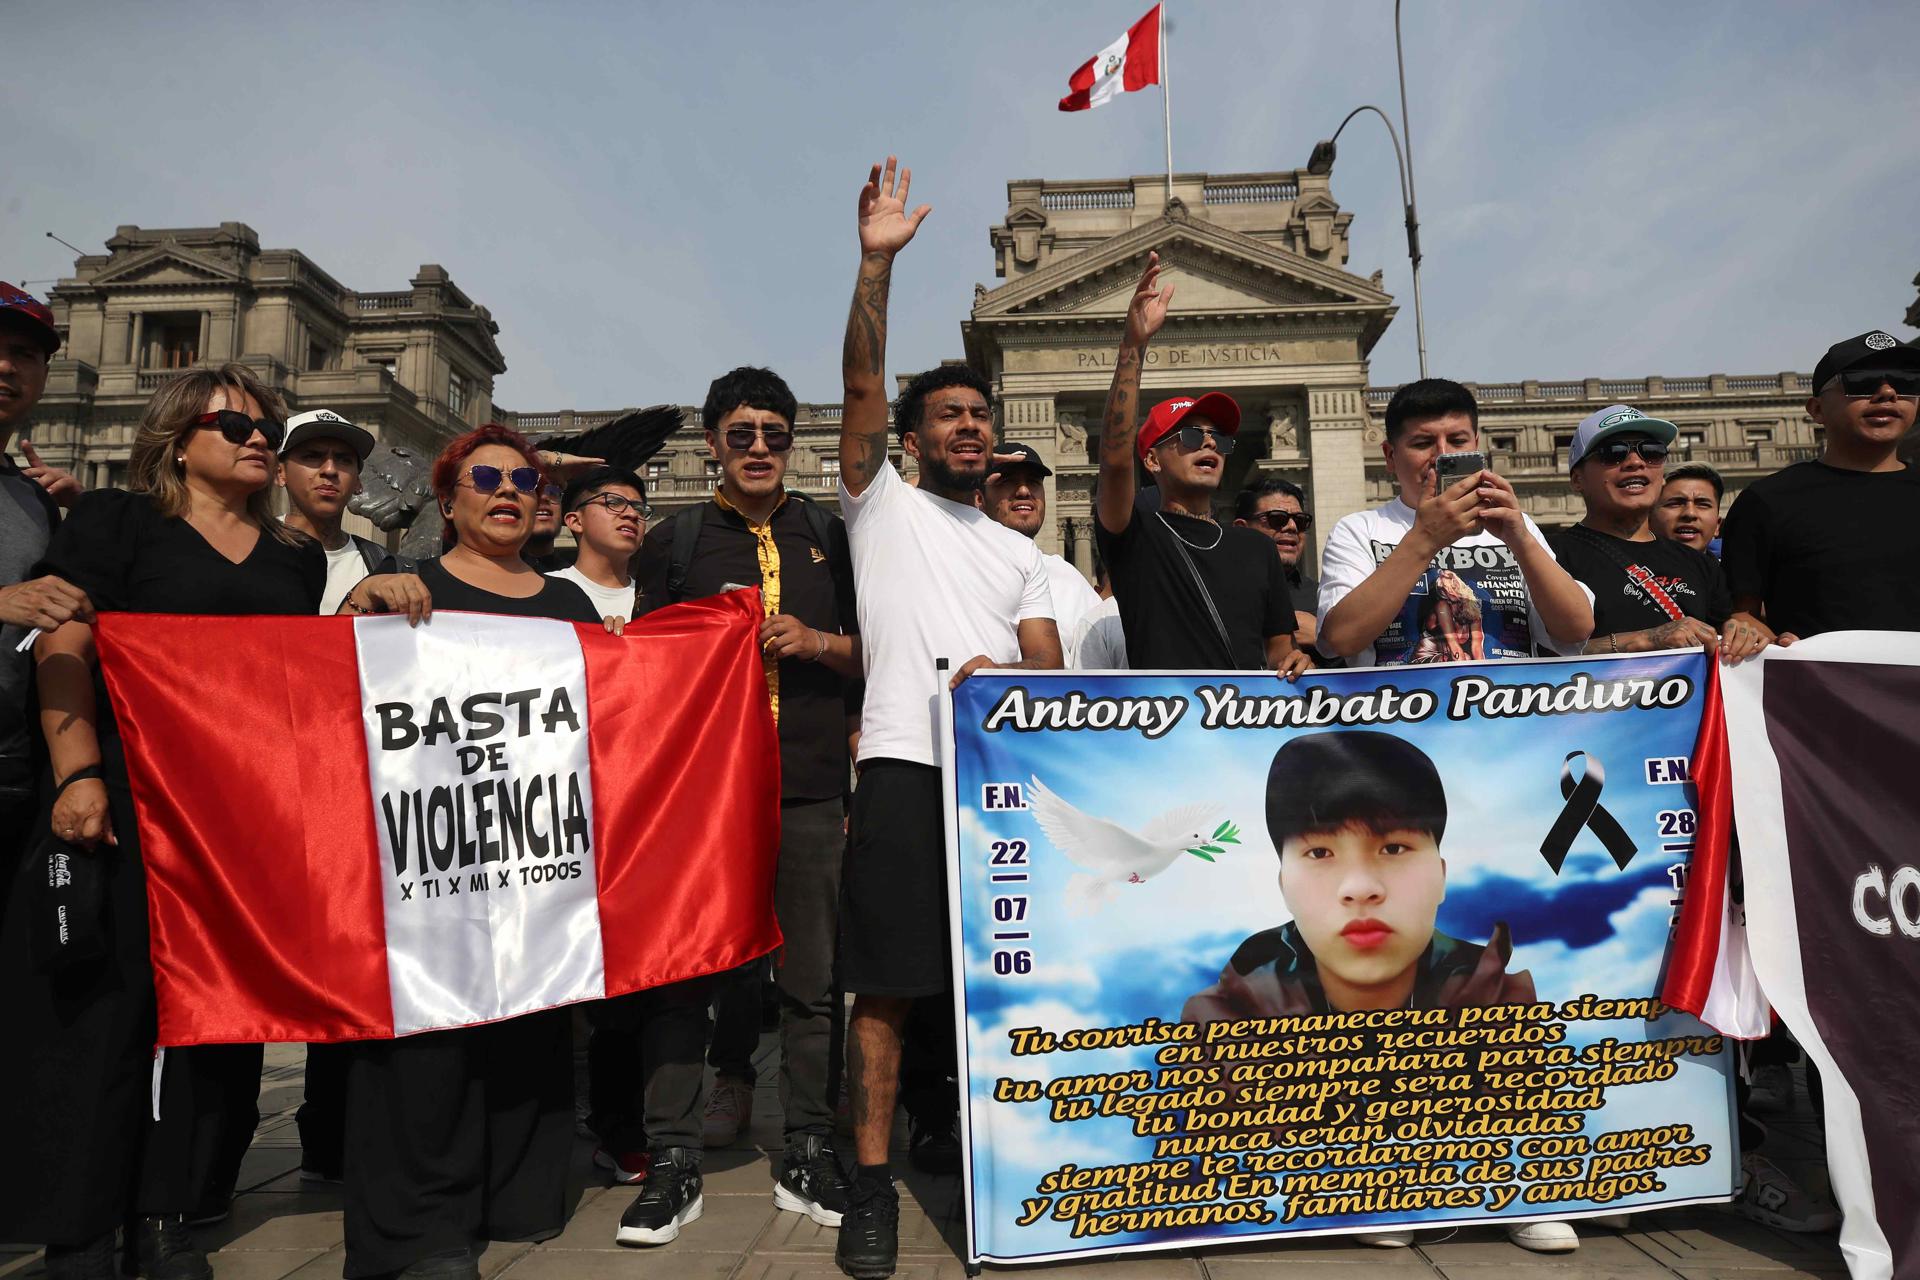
[1589,439,1669,466]
[722,425,794,452]
[1826,369,1920,399]
[1159,424,1236,455]
[191,410,284,451]
[461,464,541,494]
[1251,508,1314,532]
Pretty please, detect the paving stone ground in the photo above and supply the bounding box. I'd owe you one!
[0,1041,1846,1279]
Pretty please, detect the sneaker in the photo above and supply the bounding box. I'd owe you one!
[907,1112,961,1176]
[1355,1229,1416,1247]
[132,1215,211,1280]
[702,1075,754,1148]
[1589,1212,1634,1229]
[1507,1220,1579,1252]
[1736,1153,1840,1232]
[1748,1062,1794,1114]
[775,1133,849,1227]
[395,1249,480,1279]
[43,1233,118,1280]
[835,1176,900,1279]
[594,1146,652,1186]
[616,1147,704,1246]
[298,1164,343,1185]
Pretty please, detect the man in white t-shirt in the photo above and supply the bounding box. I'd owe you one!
[1318,378,1593,670]
[983,442,1102,665]
[549,467,644,628]
[831,155,1061,1280]
[1315,377,1592,1256]
[277,409,387,615]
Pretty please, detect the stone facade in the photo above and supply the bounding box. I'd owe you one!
[33,223,505,540]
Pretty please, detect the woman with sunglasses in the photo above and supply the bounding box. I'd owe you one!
[0,365,326,1279]
[343,422,597,1280]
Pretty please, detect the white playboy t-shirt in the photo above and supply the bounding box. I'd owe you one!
[840,461,1054,766]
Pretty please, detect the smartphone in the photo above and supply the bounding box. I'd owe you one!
[1434,450,1488,492]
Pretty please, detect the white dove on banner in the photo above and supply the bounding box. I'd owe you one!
[1025,775,1237,915]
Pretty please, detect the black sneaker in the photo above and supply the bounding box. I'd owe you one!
[616,1147,704,1246]
[907,1113,961,1176]
[396,1248,480,1279]
[43,1233,117,1280]
[835,1176,900,1279]
[132,1215,210,1280]
[774,1133,848,1226]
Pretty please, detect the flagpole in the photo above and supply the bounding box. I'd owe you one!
[1160,2,1173,207]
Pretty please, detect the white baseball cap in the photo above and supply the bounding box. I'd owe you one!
[280,408,375,461]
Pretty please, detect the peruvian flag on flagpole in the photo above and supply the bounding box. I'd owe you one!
[93,591,783,1047]
[1058,4,1163,112]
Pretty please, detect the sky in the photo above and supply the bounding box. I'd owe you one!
[4,1,1917,412]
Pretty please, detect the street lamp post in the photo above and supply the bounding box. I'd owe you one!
[1307,0,1428,377]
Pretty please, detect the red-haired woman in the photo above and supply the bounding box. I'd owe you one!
[342,424,596,1280]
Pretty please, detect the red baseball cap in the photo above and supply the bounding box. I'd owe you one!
[1136,392,1240,460]
[0,283,60,356]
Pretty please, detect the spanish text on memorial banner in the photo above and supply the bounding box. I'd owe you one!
[942,652,1740,1266]
[93,591,782,1047]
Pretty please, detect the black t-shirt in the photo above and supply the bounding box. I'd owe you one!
[1095,507,1294,669]
[639,497,859,802]
[36,489,326,785]
[1720,461,1920,637]
[392,557,601,624]
[1549,524,1731,637]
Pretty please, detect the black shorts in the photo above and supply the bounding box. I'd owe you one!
[839,759,951,998]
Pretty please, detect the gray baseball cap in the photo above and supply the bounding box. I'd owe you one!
[1567,404,1677,469]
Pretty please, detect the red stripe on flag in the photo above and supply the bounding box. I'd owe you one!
[95,614,394,1044]
[583,590,783,995]
[1661,658,1732,1017]
[1123,5,1162,92]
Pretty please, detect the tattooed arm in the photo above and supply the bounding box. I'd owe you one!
[1095,252,1174,534]
[840,156,931,498]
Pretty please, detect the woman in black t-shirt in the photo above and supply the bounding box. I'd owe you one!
[0,364,325,1274]
[343,424,594,1280]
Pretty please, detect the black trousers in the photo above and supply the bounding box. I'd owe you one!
[587,974,714,1156]
[341,1009,572,1278]
[296,1042,350,1176]
[145,1044,263,1214]
[771,796,847,1139]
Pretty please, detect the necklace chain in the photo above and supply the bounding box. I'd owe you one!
[1156,511,1224,551]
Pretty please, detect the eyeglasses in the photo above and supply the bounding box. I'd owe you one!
[1825,369,1920,399]
[460,464,540,494]
[722,426,794,453]
[1158,425,1236,456]
[1251,508,1313,532]
[578,492,652,519]
[1588,439,1669,466]
[191,410,284,451]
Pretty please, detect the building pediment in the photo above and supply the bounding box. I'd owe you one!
[88,243,243,289]
[971,215,1391,322]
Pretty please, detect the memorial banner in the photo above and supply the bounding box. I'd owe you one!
[1723,632,1920,1280]
[942,651,1740,1266]
[93,591,782,1047]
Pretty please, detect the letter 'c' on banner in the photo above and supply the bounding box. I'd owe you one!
[1540,751,1639,874]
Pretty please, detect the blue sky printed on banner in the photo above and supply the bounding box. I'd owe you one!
[947,653,1738,1260]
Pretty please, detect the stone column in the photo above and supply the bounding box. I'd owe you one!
[105,313,133,368]
[1068,517,1096,580]
[129,313,146,367]
[1304,384,1373,560]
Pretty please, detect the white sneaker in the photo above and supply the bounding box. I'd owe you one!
[1507,1220,1579,1252]
[1355,1229,1416,1247]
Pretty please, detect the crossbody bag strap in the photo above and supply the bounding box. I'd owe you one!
[1161,523,1240,667]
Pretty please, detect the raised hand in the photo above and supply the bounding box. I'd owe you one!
[1123,252,1176,348]
[857,156,932,258]
[17,441,83,508]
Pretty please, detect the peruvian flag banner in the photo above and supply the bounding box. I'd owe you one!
[92,591,782,1047]
[1058,5,1162,112]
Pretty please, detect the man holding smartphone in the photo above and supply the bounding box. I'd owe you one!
[1318,378,1592,669]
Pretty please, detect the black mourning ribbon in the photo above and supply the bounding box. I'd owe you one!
[1539,751,1638,874]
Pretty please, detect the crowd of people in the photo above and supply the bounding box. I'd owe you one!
[0,155,1915,1280]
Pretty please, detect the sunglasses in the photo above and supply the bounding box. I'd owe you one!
[461,465,541,495]
[722,426,794,452]
[1251,508,1313,532]
[1158,424,1236,455]
[191,410,284,451]
[578,492,652,519]
[540,482,564,502]
[1588,439,1669,466]
[1827,369,1920,399]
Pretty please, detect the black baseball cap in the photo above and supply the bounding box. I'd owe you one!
[1810,330,1920,391]
[989,441,1053,479]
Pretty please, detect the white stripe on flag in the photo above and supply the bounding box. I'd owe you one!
[356,614,606,1035]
